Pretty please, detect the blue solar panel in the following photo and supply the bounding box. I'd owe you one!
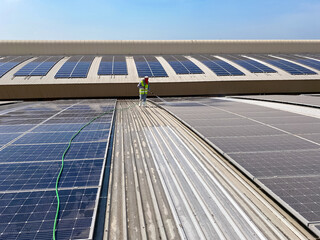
[251,55,317,75]
[32,123,111,132]
[193,55,245,76]
[0,159,103,191]
[0,133,20,145]
[220,55,277,73]
[0,56,32,78]
[0,142,108,163]
[276,54,320,71]
[0,100,116,239]
[0,125,35,133]
[134,55,168,77]
[163,55,203,74]
[98,56,128,75]
[0,188,97,239]
[55,56,94,78]
[14,56,63,76]
[14,130,109,144]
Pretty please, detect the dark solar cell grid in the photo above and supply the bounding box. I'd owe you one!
[163,55,203,74]
[0,125,35,133]
[228,149,320,178]
[260,177,320,222]
[32,123,111,132]
[55,56,94,78]
[196,125,282,137]
[0,142,108,163]
[299,134,320,144]
[0,188,97,240]
[14,130,109,144]
[272,123,320,134]
[193,55,245,76]
[220,54,276,73]
[0,119,44,125]
[133,55,168,77]
[250,55,317,75]
[3,114,55,119]
[184,118,256,127]
[0,56,32,78]
[98,55,128,75]
[0,159,103,191]
[14,56,63,76]
[45,117,111,124]
[207,134,319,154]
[0,133,21,145]
[251,116,320,125]
[276,54,320,71]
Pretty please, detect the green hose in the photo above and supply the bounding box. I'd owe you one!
[53,103,137,240]
[53,110,114,240]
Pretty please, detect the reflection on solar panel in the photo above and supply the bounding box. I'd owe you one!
[161,97,320,234]
[98,55,128,75]
[0,100,115,239]
[14,56,63,76]
[276,54,320,71]
[133,55,168,77]
[0,56,32,78]
[220,54,277,73]
[193,55,245,76]
[55,56,94,78]
[163,55,203,74]
[250,55,317,75]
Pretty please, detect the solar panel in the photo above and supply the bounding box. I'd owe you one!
[133,55,168,77]
[193,55,245,76]
[98,55,128,75]
[163,55,203,74]
[250,55,317,75]
[220,54,277,73]
[160,97,320,231]
[55,56,95,78]
[0,188,98,239]
[276,54,320,71]
[0,100,116,239]
[0,56,32,78]
[14,56,63,76]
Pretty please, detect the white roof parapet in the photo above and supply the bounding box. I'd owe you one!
[0,40,320,55]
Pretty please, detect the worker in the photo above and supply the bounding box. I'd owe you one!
[137,76,149,107]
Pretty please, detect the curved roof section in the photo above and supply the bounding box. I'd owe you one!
[1,40,320,55]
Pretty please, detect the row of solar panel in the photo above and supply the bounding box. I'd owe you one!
[1,54,320,78]
[0,100,116,239]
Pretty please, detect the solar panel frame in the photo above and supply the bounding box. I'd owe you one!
[134,55,168,77]
[14,56,63,76]
[193,55,245,76]
[163,55,204,75]
[250,54,317,75]
[220,54,277,73]
[55,56,95,78]
[0,56,32,78]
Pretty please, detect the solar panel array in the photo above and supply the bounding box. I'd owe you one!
[251,55,317,75]
[55,56,95,78]
[193,55,245,76]
[14,56,63,76]
[0,56,32,78]
[133,55,168,77]
[220,55,277,73]
[0,100,115,239]
[98,55,128,75]
[276,54,320,71]
[161,97,320,235]
[163,55,203,74]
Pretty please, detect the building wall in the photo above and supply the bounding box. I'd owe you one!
[1,40,320,55]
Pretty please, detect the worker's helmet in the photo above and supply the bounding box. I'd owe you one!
[144,76,149,79]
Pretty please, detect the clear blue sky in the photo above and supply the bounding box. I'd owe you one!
[1,0,320,40]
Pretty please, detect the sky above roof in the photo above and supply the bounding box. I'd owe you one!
[1,0,320,40]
